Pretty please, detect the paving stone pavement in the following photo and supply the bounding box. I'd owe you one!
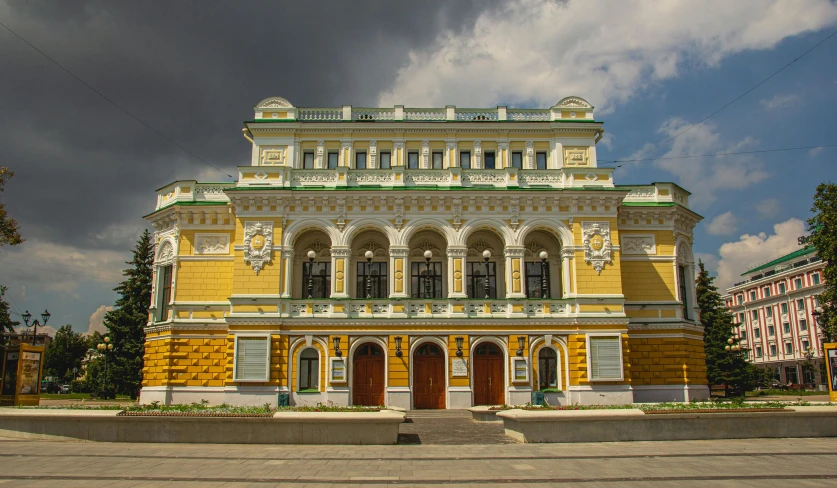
[0,436,836,487]
[397,409,517,445]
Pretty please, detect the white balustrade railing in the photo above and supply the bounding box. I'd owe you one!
[507,110,550,121]
[404,109,446,121]
[352,108,395,121]
[284,299,570,319]
[298,109,342,121]
[455,110,499,122]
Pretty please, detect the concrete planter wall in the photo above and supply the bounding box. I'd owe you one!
[0,408,405,445]
[497,406,837,443]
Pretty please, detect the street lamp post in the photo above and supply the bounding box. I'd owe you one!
[482,250,492,299]
[539,251,549,299]
[365,250,374,299]
[20,309,50,346]
[724,337,741,397]
[804,346,816,390]
[424,250,433,299]
[97,336,114,397]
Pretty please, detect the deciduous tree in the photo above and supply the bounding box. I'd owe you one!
[0,167,22,338]
[44,325,88,383]
[809,182,837,343]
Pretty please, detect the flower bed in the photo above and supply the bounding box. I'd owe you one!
[278,405,382,413]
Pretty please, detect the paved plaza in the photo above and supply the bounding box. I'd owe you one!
[0,434,835,487]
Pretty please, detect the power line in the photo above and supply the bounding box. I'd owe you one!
[614,27,837,169]
[0,20,234,179]
[601,144,837,165]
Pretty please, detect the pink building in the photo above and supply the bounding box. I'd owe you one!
[723,246,825,387]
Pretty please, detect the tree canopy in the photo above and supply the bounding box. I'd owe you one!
[44,325,88,383]
[809,182,837,344]
[0,167,22,337]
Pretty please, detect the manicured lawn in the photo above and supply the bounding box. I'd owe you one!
[746,389,826,397]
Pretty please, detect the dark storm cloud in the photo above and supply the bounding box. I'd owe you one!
[0,0,498,253]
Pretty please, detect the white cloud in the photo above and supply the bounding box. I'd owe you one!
[706,211,738,235]
[598,132,615,150]
[756,198,781,219]
[759,93,800,110]
[0,239,127,298]
[648,119,769,208]
[377,0,837,110]
[808,146,826,158]
[714,218,807,291]
[695,252,719,278]
[86,305,113,336]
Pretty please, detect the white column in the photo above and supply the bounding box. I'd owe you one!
[330,246,350,298]
[389,246,409,298]
[281,249,294,298]
[446,246,468,299]
[504,247,526,299]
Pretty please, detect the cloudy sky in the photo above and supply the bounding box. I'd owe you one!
[1,0,836,336]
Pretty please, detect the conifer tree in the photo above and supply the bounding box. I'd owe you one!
[809,182,837,344]
[697,260,756,395]
[99,229,153,398]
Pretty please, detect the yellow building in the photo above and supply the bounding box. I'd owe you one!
[141,96,707,408]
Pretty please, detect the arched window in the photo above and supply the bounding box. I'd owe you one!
[408,231,447,299]
[538,348,558,390]
[466,231,504,299]
[294,230,332,299]
[299,348,319,391]
[523,231,562,299]
[352,233,389,299]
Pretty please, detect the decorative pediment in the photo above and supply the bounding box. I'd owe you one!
[524,241,547,257]
[255,96,294,109]
[357,240,388,257]
[410,239,443,257]
[156,240,175,265]
[554,96,593,109]
[467,240,495,256]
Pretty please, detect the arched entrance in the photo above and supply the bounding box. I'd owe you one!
[352,343,385,406]
[412,343,445,409]
[473,342,504,405]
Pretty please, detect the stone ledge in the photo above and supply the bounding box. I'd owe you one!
[496,406,837,443]
[0,408,405,445]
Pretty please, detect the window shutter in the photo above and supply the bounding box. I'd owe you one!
[590,337,621,380]
[236,337,268,380]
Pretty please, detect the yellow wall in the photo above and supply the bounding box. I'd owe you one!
[629,336,707,386]
[621,261,676,302]
[142,334,227,388]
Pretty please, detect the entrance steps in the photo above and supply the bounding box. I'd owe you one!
[406,409,472,419]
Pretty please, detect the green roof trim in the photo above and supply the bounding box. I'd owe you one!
[224,185,622,192]
[245,119,603,124]
[742,246,816,276]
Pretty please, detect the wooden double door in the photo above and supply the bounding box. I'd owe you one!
[352,343,385,406]
[413,343,445,409]
[473,342,504,406]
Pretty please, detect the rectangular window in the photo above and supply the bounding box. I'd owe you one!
[511,151,523,169]
[589,336,622,380]
[764,287,771,298]
[750,291,757,301]
[536,151,547,169]
[411,262,443,299]
[327,152,339,169]
[460,151,471,169]
[484,151,496,169]
[298,348,319,391]
[770,344,777,356]
[739,312,745,323]
[355,151,367,169]
[234,337,269,381]
[756,347,762,358]
[303,152,315,169]
[783,322,791,334]
[785,342,793,354]
[754,327,760,339]
[802,340,809,351]
[525,261,551,299]
[768,325,775,336]
[302,262,331,299]
[408,152,419,169]
[466,261,496,299]
[741,330,747,340]
[766,307,773,318]
[800,319,808,331]
[779,282,786,294]
[736,294,743,305]
[796,298,804,310]
[781,303,788,314]
[815,296,822,307]
[355,262,388,299]
[379,151,391,169]
[678,265,690,320]
[159,265,173,321]
[432,151,443,169]
[812,273,821,285]
[751,310,759,321]
[794,278,803,289]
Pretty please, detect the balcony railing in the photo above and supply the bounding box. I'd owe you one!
[284,299,571,319]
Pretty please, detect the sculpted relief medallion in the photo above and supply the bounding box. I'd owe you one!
[582,221,612,275]
[244,221,274,274]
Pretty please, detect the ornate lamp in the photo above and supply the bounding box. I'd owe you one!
[455,336,464,357]
[307,250,316,299]
[482,250,492,299]
[365,250,374,299]
[424,250,433,298]
[394,336,403,357]
[333,336,342,357]
[517,336,525,357]
[539,251,549,299]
